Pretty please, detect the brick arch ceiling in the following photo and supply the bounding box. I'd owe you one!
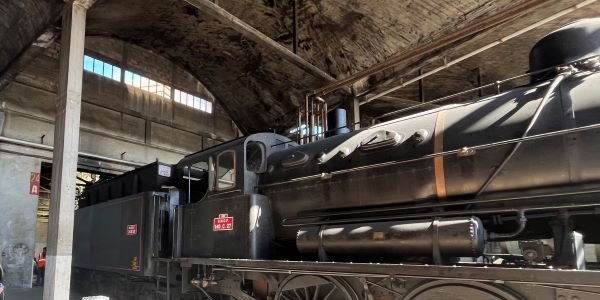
[83,0,537,133]
[9,0,587,133]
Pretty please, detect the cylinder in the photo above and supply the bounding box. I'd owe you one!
[297,217,486,258]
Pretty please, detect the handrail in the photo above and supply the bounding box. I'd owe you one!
[260,121,600,188]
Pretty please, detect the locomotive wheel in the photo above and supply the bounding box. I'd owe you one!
[274,275,358,300]
[404,280,520,300]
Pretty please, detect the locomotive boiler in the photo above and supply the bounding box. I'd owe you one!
[74,17,600,286]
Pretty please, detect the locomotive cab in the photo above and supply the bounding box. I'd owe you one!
[175,133,297,259]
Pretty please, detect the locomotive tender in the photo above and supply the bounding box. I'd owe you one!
[73,19,600,300]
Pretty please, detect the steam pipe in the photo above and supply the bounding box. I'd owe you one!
[310,97,315,142]
[323,101,328,135]
[297,105,302,143]
[488,210,527,241]
[304,95,309,144]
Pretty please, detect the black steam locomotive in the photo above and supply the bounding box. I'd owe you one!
[73,18,600,300]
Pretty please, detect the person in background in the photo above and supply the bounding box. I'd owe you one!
[0,263,4,300]
[36,247,46,286]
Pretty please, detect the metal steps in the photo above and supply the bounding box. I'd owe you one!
[154,259,172,300]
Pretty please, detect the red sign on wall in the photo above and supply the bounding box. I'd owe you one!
[213,214,234,231]
[29,172,40,195]
[127,224,138,236]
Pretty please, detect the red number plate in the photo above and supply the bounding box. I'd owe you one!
[213,214,234,231]
[127,224,138,236]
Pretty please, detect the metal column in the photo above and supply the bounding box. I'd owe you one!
[44,1,93,299]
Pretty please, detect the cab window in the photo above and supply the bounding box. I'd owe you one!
[216,151,236,190]
[246,141,266,173]
[184,158,212,202]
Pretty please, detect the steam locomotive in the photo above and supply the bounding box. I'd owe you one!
[73,18,600,300]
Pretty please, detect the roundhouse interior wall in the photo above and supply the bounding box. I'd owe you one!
[0,36,238,288]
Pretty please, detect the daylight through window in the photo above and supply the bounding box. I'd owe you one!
[84,55,121,82]
[84,54,213,113]
[124,70,171,99]
[174,89,213,114]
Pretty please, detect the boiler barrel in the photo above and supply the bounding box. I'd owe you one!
[297,217,486,258]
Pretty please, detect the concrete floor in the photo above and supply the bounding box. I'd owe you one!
[3,286,96,300]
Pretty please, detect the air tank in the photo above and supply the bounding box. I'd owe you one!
[297,217,485,259]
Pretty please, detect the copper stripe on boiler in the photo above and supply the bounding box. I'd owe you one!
[433,110,447,200]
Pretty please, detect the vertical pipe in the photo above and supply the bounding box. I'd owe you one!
[292,0,299,54]
[323,102,328,136]
[418,68,425,103]
[309,97,315,142]
[297,105,302,143]
[304,95,309,144]
[315,102,321,139]
[476,67,483,97]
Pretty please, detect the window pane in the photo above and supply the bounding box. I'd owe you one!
[186,93,192,106]
[200,99,207,111]
[102,62,112,78]
[193,97,200,109]
[164,85,171,98]
[140,77,148,89]
[93,59,103,75]
[112,66,121,81]
[156,83,163,95]
[84,56,94,72]
[174,90,180,103]
[217,151,235,190]
[148,79,156,93]
[124,71,133,85]
[133,73,141,88]
[246,141,265,173]
[207,101,213,113]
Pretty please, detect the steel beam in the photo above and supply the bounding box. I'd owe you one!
[43,1,90,299]
[183,0,333,82]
